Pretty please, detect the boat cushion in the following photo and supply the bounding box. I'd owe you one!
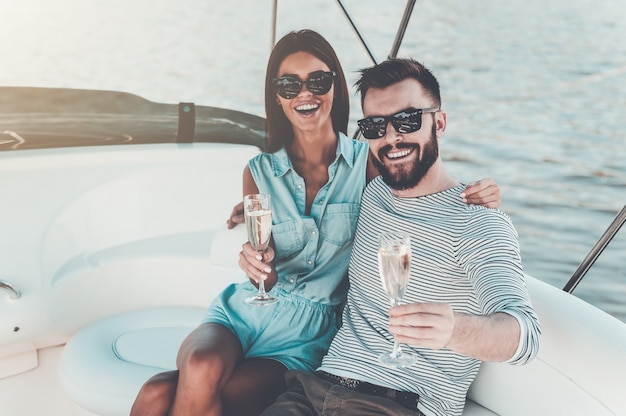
[59,306,204,416]
[58,224,247,416]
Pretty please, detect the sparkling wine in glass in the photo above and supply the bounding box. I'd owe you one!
[377,232,416,367]
[244,194,278,305]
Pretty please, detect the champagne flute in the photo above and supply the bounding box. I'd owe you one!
[377,231,416,367]
[244,194,278,305]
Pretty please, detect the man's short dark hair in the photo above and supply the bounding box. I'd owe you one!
[355,58,442,109]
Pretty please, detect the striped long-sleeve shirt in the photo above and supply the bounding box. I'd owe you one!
[319,176,541,416]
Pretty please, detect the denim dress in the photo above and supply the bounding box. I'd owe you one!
[205,133,368,371]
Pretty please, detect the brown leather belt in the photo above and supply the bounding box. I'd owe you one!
[316,370,423,414]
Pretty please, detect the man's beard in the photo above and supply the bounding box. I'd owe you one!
[371,123,439,191]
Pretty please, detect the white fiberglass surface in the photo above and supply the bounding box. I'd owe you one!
[0,143,257,354]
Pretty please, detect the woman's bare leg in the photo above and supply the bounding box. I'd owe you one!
[221,358,287,416]
[130,370,179,416]
[170,323,244,416]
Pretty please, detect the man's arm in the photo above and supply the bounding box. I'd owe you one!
[391,210,540,364]
[226,166,254,228]
[389,304,521,362]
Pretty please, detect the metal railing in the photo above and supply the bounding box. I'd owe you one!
[563,204,626,293]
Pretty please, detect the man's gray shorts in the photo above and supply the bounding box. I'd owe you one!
[261,370,425,416]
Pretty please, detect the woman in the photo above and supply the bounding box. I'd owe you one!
[131,29,500,416]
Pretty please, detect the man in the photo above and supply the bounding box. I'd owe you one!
[262,58,541,416]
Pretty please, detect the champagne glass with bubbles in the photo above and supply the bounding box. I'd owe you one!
[378,231,416,367]
[244,194,278,305]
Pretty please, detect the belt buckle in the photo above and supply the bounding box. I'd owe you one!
[320,371,360,390]
[337,376,359,390]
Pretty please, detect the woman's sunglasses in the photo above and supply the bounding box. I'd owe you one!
[357,107,439,140]
[272,70,335,99]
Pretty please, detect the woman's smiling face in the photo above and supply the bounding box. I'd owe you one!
[275,51,334,135]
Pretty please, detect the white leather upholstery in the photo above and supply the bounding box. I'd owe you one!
[59,225,247,416]
[59,306,203,416]
[466,276,626,415]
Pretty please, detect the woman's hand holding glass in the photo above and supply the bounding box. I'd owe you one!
[242,193,278,305]
[239,242,277,292]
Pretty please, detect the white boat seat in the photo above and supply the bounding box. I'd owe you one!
[59,306,204,416]
[59,224,247,416]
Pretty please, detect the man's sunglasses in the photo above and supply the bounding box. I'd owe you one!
[357,107,439,140]
[272,70,335,99]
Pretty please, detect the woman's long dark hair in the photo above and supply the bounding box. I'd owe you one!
[264,29,350,153]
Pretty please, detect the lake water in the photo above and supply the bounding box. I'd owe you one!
[1,0,624,322]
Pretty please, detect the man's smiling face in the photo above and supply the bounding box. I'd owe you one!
[364,78,441,191]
